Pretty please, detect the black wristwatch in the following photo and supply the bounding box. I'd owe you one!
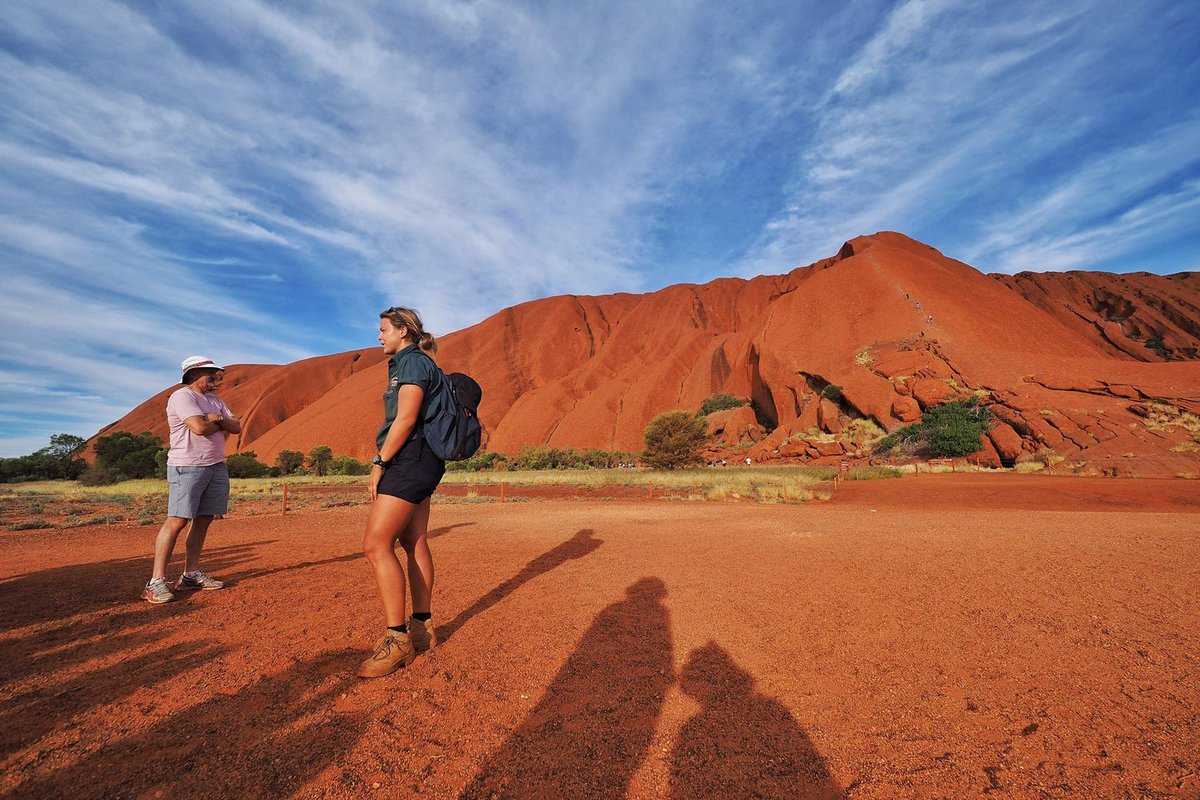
[371,454,386,467]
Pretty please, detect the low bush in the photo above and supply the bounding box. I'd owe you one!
[875,398,992,458]
[329,455,371,476]
[226,452,271,478]
[0,433,87,483]
[697,394,746,417]
[876,423,923,453]
[95,431,165,480]
[275,450,305,475]
[78,465,121,486]
[643,411,708,470]
[508,447,633,471]
[922,399,992,457]
[446,451,509,472]
[307,446,333,477]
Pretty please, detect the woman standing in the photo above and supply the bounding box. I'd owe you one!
[358,307,445,678]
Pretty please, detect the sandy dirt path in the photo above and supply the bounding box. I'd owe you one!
[1,477,1198,799]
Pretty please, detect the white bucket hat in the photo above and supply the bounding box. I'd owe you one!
[180,355,224,378]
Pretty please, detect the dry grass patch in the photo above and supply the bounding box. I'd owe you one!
[846,465,903,480]
[444,466,836,503]
[1139,403,1200,434]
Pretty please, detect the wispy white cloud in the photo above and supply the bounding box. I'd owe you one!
[1,0,1196,455]
[735,0,1198,275]
[0,0,811,453]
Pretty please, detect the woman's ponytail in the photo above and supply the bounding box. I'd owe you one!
[380,306,438,354]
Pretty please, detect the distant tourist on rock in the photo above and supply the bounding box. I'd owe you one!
[142,356,240,604]
[357,307,446,678]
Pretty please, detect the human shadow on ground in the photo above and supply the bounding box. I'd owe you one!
[3,649,367,800]
[669,642,842,800]
[0,636,229,757]
[437,528,602,644]
[459,577,673,799]
[218,522,475,586]
[0,603,200,688]
[0,541,272,633]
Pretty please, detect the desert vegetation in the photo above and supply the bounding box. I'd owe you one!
[696,393,747,417]
[642,411,709,470]
[446,447,632,472]
[0,434,86,483]
[876,398,992,458]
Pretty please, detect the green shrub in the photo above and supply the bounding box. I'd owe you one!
[697,394,747,417]
[821,384,843,401]
[0,433,88,483]
[275,450,304,475]
[94,431,165,480]
[876,423,923,453]
[446,451,509,472]
[226,451,270,478]
[922,399,992,457]
[78,464,121,486]
[307,446,333,477]
[329,455,371,475]
[9,519,49,531]
[875,399,991,458]
[643,411,708,470]
[507,447,633,471]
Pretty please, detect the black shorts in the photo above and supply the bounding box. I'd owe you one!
[377,433,445,503]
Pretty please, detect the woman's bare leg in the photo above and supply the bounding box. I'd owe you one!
[399,497,434,614]
[362,495,417,627]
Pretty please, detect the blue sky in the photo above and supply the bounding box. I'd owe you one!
[2,0,1198,456]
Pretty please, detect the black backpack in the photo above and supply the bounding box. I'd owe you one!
[416,352,483,461]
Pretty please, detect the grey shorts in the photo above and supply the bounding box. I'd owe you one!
[167,463,230,519]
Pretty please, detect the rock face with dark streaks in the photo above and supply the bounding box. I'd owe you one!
[89,232,1200,477]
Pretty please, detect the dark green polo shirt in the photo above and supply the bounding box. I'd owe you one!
[376,345,439,450]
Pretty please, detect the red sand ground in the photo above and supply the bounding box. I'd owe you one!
[2,475,1198,799]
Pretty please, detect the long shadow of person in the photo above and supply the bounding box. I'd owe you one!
[0,541,272,633]
[669,642,842,800]
[3,649,367,800]
[438,528,602,644]
[459,577,673,800]
[0,636,229,756]
[218,522,475,585]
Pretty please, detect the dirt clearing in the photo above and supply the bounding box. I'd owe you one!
[1,476,1198,798]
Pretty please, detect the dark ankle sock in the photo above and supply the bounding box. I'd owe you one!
[388,623,408,635]
[412,612,432,622]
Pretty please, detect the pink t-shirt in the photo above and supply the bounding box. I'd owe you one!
[166,387,232,466]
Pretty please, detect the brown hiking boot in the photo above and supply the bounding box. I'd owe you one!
[357,632,414,679]
[408,616,438,653]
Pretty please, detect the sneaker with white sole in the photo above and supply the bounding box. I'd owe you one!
[175,571,224,591]
[142,578,174,604]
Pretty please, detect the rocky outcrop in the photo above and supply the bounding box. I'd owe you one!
[91,232,1200,475]
[993,271,1200,362]
[704,406,763,447]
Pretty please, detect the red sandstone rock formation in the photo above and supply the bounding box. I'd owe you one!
[89,232,1200,476]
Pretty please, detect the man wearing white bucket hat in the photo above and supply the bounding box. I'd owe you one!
[142,356,242,604]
